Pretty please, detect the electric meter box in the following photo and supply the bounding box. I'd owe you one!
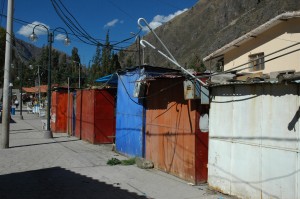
[183,80,201,100]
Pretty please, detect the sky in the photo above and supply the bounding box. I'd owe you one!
[0,0,198,66]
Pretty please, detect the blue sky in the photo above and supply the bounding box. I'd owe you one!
[1,0,198,66]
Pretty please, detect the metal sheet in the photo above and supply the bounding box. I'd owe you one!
[209,83,300,199]
[94,89,116,143]
[115,69,145,157]
[51,91,68,133]
[146,78,208,184]
[261,148,297,199]
[75,89,116,144]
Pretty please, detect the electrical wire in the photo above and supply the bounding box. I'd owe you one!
[196,42,300,80]
[106,0,136,21]
[50,0,139,50]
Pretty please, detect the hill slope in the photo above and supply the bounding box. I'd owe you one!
[120,0,300,70]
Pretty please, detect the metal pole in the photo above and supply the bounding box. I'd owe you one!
[45,32,53,138]
[19,63,23,120]
[38,65,41,115]
[138,36,141,66]
[1,0,14,149]
[78,64,81,89]
[67,77,69,135]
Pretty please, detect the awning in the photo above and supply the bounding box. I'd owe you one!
[95,74,118,84]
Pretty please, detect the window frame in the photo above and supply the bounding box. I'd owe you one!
[248,52,264,71]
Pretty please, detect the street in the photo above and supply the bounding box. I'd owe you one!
[0,113,233,199]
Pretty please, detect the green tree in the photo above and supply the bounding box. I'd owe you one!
[101,30,112,75]
[126,56,133,67]
[110,52,121,73]
[188,54,206,72]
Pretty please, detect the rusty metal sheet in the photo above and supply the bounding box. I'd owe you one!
[51,91,68,133]
[146,78,208,184]
[75,89,116,144]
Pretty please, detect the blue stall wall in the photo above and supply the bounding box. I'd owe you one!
[116,69,145,157]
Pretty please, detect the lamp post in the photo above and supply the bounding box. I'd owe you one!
[30,64,41,113]
[73,61,81,89]
[19,64,23,120]
[29,24,70,138]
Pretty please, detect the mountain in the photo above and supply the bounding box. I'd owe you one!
[14,38,42,62]
[120,0,300,70]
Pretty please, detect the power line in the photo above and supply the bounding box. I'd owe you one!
[49,0,140,50]
[106,0,136,21]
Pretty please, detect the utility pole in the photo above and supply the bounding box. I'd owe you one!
[1,0,14,149]
[38,65,41,112]
[19,63,23,120]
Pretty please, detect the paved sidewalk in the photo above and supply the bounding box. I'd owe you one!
[0,113,234,199]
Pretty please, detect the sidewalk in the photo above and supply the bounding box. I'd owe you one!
[0,113,234,199]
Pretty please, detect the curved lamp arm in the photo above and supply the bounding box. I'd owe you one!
[29,24,50,42]
[53,27,71,46]
[140,39,207,86]
[138,18,177,63]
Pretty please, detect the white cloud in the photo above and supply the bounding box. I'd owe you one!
[142,8,188,32]
[17,21,50,37]
[104,19,119,28]
[55,33,67,41]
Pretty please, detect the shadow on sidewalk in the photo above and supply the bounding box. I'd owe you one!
[0,167,148,199]
[0,115,16,123]
[9,139,80,149]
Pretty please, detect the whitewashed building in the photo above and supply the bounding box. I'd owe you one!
[203,12,300,199]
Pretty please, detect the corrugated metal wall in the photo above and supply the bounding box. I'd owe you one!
[94,89,116,143]
[209,83,300,199]
[75,89,116,144]
[51,90,68,133]
[115,69,145,157]
[75,90,95,142]
[146,78,208,184]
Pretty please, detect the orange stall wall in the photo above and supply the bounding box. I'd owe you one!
[145,78,208,184]
[76,89,116,144]
[51,90,68,133]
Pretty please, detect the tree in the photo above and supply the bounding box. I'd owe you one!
[126,56,133,67]
[101,30,112,75]
[110,52,121,73]
[188,53,206,72]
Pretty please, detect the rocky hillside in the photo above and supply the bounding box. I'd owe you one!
[120,0,300,70]
[14,38,42,62]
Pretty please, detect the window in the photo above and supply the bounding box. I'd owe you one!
[249,53,264,71]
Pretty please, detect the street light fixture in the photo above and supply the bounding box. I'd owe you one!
[29,24,70,138]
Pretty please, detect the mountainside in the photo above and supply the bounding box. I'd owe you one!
[120,0,300,70]
[14,38,42,62]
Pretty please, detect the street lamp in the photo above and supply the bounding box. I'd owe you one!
[29,64,41,113]
[19,64,24,120]
[73,61,81,89]
[29,24,70,138]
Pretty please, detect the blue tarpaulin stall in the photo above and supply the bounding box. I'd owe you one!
[115,65,178,157]
[95,74,118,84]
